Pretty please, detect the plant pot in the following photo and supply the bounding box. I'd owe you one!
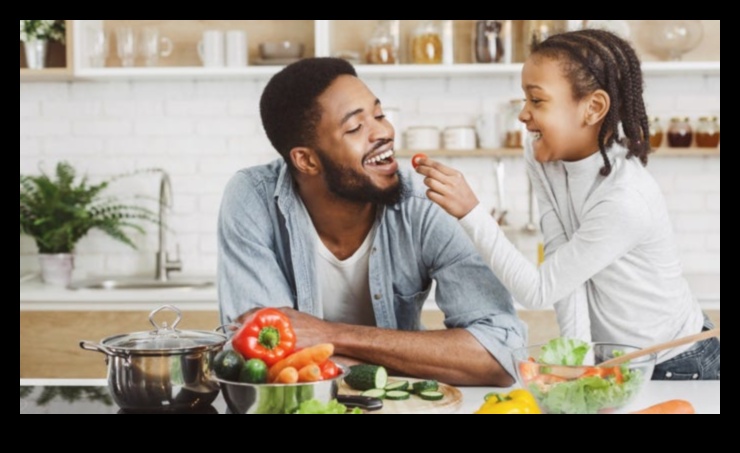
[39,253,74,287]
[23,40,48,69]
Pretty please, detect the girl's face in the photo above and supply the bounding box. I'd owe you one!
[519,55,599,163]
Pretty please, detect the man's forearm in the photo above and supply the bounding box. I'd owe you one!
[331,324,514,387]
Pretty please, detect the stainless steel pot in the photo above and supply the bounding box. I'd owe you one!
[80,305,227,412]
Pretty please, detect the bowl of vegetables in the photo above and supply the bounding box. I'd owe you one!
[512,338,657,414]
[211,307,359,414]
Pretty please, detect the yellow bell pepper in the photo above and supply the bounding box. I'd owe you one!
[474,389,541,414]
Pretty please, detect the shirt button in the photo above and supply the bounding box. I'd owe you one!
[372,247,377,254]
[374,294,382,300]
[665,372,673,379]
[692,374,699,380]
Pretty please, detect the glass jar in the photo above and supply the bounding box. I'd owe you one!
[365,20,398,65]
[504,99,525,148]
[648,116,663,148]
[667,116,693,147]
[695,116,720,148]
[473,20,513,64]
[411,20,443,64]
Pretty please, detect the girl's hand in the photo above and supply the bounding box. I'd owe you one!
[414,157,480,219]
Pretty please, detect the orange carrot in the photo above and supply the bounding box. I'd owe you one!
[268,343,334,382]
[274,366,299,384]
[630,400,695,415]
[297,363,323,383]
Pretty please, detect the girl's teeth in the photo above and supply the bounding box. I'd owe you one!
[531,131,542,140]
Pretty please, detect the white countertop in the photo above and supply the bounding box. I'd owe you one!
[19,378,720,414]
[19,273,719,312]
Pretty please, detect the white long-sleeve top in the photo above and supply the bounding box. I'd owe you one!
[459,144,704,363]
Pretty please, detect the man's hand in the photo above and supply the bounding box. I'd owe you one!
[237,307,336,349]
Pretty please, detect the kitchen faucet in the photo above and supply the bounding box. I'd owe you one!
[155,171,182,281]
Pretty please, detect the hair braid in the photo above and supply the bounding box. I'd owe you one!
[531,29,651,175]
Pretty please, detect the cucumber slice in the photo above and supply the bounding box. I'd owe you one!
[361,388,386,399]
[419,391,444,401]
[384,381,409,392]
[385,390,411,401]
[412,380,439,394]
[345,365,389,391]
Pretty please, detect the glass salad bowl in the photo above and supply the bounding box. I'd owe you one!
[512,340,656,414]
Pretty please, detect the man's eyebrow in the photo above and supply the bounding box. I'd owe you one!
[339,99,381,126]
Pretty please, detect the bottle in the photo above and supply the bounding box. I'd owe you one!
[365,20,398,65]
[648,116,663,148]
[667,116,693,147]
[504,99,525,148]
[695,116,720,148]
[474,20,512,64]
[411,20,443,64]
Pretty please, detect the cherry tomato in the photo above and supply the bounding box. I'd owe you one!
[411,153,428,169]
[319,359,339,380]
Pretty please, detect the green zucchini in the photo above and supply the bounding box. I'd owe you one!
[412,380,439,394]
[385,390,411,401]
[345,365,389,391]
[361,388,386,399]
[418,390,444,401]
[384,381,409,392]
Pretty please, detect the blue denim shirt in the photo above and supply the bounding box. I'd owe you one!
[217,158,527,377]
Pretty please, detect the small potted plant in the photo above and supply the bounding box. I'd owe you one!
[20,20,66,69]
[20,161,157,286]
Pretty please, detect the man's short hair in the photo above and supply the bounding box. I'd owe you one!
[259,57,358,169]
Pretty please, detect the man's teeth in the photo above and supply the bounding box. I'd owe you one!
[366,150,394,164]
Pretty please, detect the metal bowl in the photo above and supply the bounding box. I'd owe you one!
[213,365,348,414]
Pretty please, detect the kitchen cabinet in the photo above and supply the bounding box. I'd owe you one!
[19,20,720,82]
[20,309,221,379]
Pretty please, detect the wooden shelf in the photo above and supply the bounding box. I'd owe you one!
[395,147,719,159]
[19,67,72,81]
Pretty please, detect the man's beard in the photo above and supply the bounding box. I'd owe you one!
[316,149,404,206]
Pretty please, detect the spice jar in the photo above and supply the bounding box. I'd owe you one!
[649,116,663,148]
[504,99,525,148]
[366,20,398,65]
[667,116,693,148]
[411,20,443,64]
[695,116,720,148]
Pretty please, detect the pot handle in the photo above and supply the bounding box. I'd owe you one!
[149,305,182,332]
[215,323,240,335]
[79,340,121,358]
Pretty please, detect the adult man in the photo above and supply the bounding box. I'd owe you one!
[218,57,526,386]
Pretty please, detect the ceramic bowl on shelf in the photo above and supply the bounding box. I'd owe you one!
[258,41,305,60]
[512,341,656,414]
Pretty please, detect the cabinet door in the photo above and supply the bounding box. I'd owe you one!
[20,310,221,379]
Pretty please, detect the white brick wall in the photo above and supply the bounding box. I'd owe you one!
[19,72,720,280]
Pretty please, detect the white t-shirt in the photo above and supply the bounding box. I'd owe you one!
[459,144,704,363]
[299,200,378,327]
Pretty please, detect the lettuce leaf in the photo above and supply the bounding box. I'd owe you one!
[293,399,362,415]
[539,338,590,366]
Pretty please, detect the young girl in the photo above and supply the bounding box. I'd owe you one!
[415,29,719,380]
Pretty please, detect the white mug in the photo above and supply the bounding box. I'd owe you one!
[443,126,477,150]
[198,30,225,67]
[226,30,248,67]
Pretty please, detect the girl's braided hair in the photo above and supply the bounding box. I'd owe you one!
[531,29,651,176]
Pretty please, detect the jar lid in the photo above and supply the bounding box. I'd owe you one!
[650,116,660,122]
[444,125,475,131]
[670,116,690,122]
[699,115,718,122]
[406,126,439,131]
[100,305,226,354]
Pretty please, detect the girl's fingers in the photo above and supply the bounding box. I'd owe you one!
[415,158,458,178]
[423,177,450,195]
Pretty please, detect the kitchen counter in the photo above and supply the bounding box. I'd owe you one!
[19,273,720,311]
[20,379,720,414]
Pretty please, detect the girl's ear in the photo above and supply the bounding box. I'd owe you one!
[290,147,321,176]
[585,89,610,126]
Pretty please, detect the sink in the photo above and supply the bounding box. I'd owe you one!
[68,276,214,291]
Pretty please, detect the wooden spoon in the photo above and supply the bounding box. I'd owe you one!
[599,328,720,367]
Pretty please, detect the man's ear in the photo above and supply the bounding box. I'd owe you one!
[290,147,321,176]
[585,89,610,126]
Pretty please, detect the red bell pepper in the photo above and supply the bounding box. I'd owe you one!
[232,308,297,367]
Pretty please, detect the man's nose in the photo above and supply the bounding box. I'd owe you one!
[369,116,394,142]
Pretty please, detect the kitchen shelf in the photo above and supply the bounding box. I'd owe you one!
[396,147,719,159]
[19,21,722,82]
[19,20,74,81]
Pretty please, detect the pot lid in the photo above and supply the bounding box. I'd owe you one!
[101,305,226,353]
